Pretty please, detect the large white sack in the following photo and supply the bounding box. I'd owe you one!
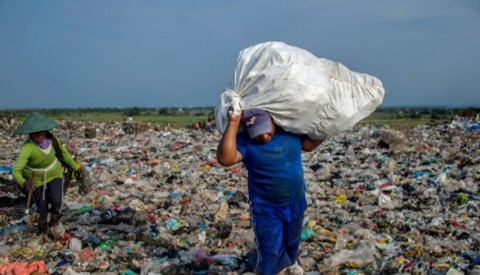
[215,41,385,139]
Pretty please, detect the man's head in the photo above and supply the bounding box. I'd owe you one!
[242,109,274,143]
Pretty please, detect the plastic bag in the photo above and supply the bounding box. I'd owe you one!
[323,243,377,269]
[215,41,385,139]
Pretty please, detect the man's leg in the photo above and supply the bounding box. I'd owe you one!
[250,202,291,275]
[283,197,307,264]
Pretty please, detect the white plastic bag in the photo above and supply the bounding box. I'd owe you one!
[215,41,385,139]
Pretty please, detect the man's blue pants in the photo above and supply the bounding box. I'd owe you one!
[250,197,307,275]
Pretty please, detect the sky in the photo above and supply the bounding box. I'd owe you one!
[1,0,479,109]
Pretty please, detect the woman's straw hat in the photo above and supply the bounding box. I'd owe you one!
[15,112,59,135]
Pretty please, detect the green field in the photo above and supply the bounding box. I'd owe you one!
[8,112,430,129]
[52,114,209,129]
[360,113,432,127]
[1,106,465,129]
[1,108,212,129]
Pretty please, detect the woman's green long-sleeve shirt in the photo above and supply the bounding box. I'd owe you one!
[13,138,80,188]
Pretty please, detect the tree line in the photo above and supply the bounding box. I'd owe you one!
[0,107,216,118]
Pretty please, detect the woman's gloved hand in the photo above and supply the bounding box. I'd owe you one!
[24,180,35,191]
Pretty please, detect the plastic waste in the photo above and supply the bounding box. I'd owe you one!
[0,224,29,235]
[71,205,93,213]
[301,228,315,241]
[67,238,82,252]
[0,166,12,173]
[1,119,479,274]
[322,243,377,269]
[345,145,355,160]
[214,201,229,223]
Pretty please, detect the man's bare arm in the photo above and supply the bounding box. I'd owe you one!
[301,136,324,152]
[217,111,243,166]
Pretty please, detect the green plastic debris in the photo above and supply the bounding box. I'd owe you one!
[72,206,93,213]
[120,269,135,275]
[301,228,315,241]
[99,240,116,248]
[451,193,469,204]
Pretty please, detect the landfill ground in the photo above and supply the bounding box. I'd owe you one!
[0,121,479,275]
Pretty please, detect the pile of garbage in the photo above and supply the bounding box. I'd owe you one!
[450,109,480,130]
[0,120,479,274]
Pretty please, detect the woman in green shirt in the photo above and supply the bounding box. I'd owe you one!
[13,112,84,233]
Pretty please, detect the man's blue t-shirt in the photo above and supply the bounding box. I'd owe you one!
[237,128,305,206]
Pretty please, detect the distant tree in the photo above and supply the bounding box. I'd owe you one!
[158,108,170,116]
[125,107,141,116]
[409,112,421,119]
[431,112,441,120]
